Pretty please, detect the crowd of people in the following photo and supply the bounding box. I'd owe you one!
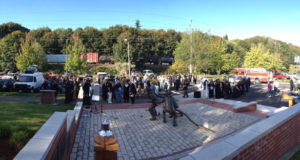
[41,75,90,104]
[202,76,251,99]
[40,73,255,105]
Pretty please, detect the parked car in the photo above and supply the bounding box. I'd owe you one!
[282,72,290,79]
[143,69,154,77]
[2,73,17,80]
[0,79,14,91]
[273,73,286,79]
[85,71,93,78]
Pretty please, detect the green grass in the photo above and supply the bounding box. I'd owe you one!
[0,92,40,97]
[0,92,65,99]
[0,101,74,135]
[290,150,300,160]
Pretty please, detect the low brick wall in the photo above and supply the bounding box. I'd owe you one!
[14,112,67,160]
[14,101,83,160]
[181,103,300,160]
[66,110,76,159]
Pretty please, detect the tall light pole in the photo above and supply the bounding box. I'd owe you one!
[124,39,130,76]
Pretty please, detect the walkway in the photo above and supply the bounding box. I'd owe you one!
[70,85,264,160]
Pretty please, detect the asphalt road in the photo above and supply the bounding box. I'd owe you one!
[234,83,290,108]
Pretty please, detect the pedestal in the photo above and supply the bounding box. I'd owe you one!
[94,134,119,160]
[40,90,56,104]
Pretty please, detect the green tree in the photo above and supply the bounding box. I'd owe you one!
[289,64,296,74]
[0,22,29,39]
[16,34,47,71]
[0,31,25,71]
[64,34,87,74]
[222,52,241,73]
[53,28,73,54]
[244,45,285,71]
[40,31,59,54]
[82,27,104,53]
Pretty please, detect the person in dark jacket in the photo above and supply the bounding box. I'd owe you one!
[64,78,72,103]
[129,81,137,104]
[290,79,294,92]
[123,81,130,103]
[83,79,91,105]
[208,80,215,98]
[50,79,59,99]
[74,77,80,100]
[222,80,232,99]
[215,79,222,98]
[41,79,49,90]
[182,79,189,98]
[101,79,108,102]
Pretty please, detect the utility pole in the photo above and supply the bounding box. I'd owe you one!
[124,39,130,76]
[189,20,193,74]
[128,40,130,76]
[273,42,276,74]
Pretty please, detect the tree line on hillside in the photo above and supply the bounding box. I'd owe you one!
[0,22,300,74]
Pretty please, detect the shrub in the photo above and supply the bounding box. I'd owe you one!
[10,131,29,150]
[89,65,118,75]
[0,124,11,138]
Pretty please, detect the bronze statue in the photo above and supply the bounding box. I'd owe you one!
[147,86,200,127]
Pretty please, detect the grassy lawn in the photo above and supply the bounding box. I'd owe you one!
[0,100,75,160]
[0,92,65,99]
[0,101,74,132]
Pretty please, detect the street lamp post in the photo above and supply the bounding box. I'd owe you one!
[124,39,130,76]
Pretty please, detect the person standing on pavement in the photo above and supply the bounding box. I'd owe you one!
[215,79,222,99]
[107,81,113,104]
[182,79,189,98]
[208,80,215,98]
[50,79,59,99]
[114,80,122,103]
[267,81,272,97]
[90,79,95,102]
[83,79,91,105]
[101,79,108,102]
[129,81,137,104]
[74,77,80,100]
[274,79,279,96]
[123,81,130,103]
[290,78,295,92]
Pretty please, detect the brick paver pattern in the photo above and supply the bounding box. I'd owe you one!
[70,102,261,160]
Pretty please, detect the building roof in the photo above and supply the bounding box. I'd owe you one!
[46,54,69,63]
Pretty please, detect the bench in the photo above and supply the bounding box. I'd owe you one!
[283,92,296,107]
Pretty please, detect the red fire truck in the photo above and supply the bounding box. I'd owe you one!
[234,68,272,83]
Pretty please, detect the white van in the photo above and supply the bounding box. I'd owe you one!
[14,72,44,92]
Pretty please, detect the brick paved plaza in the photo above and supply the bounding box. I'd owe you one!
[70,101,262,160]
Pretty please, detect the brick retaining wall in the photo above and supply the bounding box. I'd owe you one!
[181,103,300,160]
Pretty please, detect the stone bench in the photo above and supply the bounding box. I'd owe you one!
[232,102,257,113]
